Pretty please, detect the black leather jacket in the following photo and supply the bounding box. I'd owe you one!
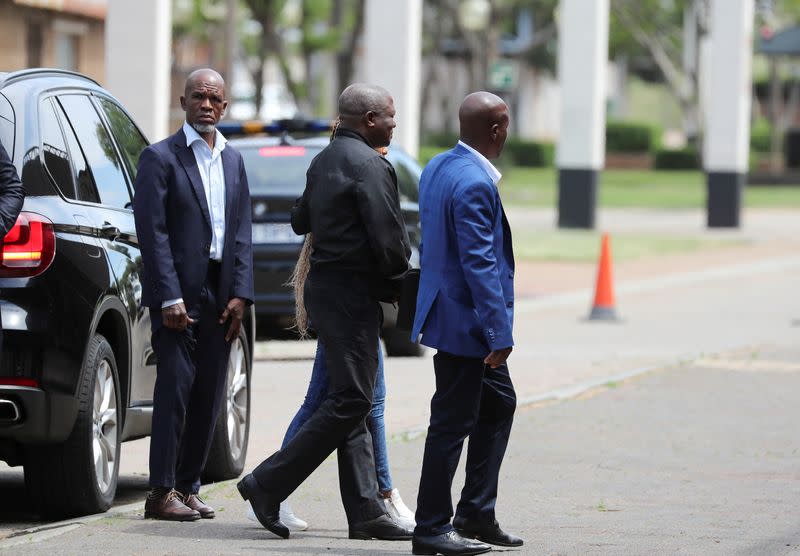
[0,141,24,237]
[290,128,411,301]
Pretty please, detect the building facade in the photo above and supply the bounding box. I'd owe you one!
[0,0,106,82]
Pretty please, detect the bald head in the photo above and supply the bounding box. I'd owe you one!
[181,68,228,142]
[184,68,225,97]
[459,92,510,160]
[336,83,396,148]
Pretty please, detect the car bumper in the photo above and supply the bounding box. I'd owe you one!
[0,386,78,444]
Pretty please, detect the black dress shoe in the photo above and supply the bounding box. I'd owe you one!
[236,474,290,539]
[412,530,491,555]
[349,513,413,540]
[453,516,523,547]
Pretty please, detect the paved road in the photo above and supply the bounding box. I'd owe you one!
[4,344,799,554]
[1,207,799,550]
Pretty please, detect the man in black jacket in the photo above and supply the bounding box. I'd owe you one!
[238,84,412,541]
[0,140,25,354]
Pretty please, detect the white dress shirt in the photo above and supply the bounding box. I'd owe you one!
[457,140,502,186]
[162,123,228,309]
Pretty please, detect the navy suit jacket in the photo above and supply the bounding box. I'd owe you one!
[411,144,515,358]
[133,129,254,313]
[0,141,24,238]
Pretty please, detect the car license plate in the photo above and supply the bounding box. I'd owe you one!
[252,223,304,244]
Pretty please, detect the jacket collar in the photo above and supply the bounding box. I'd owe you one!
[455,141,502,186]
[335,127,373,148]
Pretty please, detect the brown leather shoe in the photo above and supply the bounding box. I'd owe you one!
[181,493,215,519]
[144,489,201,521]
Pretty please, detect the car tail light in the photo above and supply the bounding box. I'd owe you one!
[258,146,307,157]
[0,377,39,388]
[0,212,56,278]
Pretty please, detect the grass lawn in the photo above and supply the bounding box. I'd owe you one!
[511,228,744,263]
[500,168,800,208]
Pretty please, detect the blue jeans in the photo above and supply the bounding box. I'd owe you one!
[281,340,393,493]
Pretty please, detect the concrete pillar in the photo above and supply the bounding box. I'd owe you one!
[105,0,172,141]
[704,0,754,228]
[556,0,609,229]
[362,0,422,157]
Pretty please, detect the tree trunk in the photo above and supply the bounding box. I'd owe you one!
[335,0,365,94]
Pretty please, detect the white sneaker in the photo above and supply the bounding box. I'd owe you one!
[384,488,416,529]
[245,500,309,531]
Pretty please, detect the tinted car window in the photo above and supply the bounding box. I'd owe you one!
[55,99,100,203]
[40,98,76,199]
[96,97,147,182]
[390,155,420,204]
[0,117,12,155]
[58,94,131,209]
[239,145,321,196]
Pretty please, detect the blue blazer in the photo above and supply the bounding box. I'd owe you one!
[411,144,515,358]
[133,129,254,313]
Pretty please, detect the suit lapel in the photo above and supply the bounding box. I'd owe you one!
[222,148,237,230]
[500,202,515,270]
[173,131,212,228]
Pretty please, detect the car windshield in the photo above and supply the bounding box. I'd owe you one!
[239,145,322,196]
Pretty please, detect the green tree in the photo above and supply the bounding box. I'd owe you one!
[611,0,705,140]
[241,0,365,115]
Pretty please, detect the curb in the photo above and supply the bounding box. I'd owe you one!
[0,479,239,550]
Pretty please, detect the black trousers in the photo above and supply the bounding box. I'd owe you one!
[415,351,517,536]
[252,270,386,524]
[148,261,231,494]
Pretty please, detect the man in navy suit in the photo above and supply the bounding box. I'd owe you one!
[0,140,25,355]
[134,69,253,521]
[410,92,523,556]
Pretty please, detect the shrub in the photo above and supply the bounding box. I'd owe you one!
[750,119,773,153]
[418,145,447,165]
[653,147,699,170]
[503,138,555,167]
[606,121,658,153]
[423,131,459,147]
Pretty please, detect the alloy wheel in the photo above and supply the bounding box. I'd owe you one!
[92,359,118,494]
[225,337,248,461]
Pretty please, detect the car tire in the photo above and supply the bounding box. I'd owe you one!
[383,326,425,357]
[24,334,121,518]
[202,329,251,482]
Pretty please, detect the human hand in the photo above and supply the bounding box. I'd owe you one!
[484,346,512,369]
[220,297,246,342]
[162,302,195,331]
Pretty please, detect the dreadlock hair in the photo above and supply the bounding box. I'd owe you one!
[286,117,342,338]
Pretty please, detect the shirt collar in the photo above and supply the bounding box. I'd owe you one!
[457,140,502,186]
[183,121,227,154]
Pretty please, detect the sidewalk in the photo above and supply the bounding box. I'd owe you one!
[6,345,800,555]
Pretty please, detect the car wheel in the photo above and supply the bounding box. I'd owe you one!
[25,334,121,518]
[202,328,251,482]
[383,326,425,357]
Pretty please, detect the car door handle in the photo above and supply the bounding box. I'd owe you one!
[100,223,121,241]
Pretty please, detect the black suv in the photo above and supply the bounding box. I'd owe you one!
[0,69,255,518]
[221,122,423,356]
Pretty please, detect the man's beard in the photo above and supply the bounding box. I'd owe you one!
[192,122,216,134]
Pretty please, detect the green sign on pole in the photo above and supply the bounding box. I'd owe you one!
[488,60,517,92]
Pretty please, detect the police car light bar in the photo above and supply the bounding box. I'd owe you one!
[217,118,333,137]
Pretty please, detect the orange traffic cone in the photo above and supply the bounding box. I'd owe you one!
[588,233,619,321]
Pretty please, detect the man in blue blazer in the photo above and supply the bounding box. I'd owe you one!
[411,92,522,556]
[134,69,253,521]
[0,140,25,356]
